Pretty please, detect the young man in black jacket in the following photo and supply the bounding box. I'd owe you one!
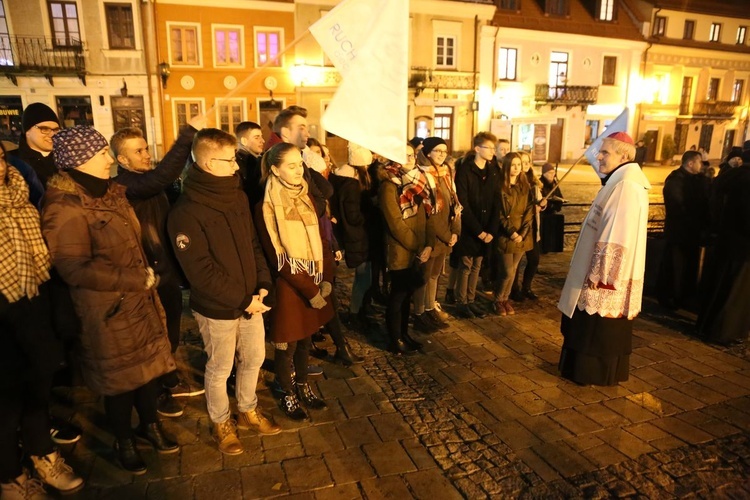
[168,128,280,456]
[235,121,265,212]
[111,115,206,418]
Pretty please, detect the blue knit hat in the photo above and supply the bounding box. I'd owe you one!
[53,126,108,171]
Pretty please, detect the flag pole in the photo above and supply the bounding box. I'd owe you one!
[205,29,312,117]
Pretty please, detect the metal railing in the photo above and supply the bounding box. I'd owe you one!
[691,101,738,119]
[0,35,85,74]
[534,84,598,106]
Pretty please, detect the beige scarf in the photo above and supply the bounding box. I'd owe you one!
[262,174,324,284]
[0,166,52,303]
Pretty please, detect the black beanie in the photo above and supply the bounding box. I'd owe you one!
[22,103,59,133]
[422,137,447,156]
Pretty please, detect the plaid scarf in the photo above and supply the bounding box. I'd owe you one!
[0,166,51,303]
[262,174,324,284]
[384,163,432,219]
[419,162,458,214]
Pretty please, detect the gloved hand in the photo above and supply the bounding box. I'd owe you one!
[319,281,332,298]
[309,292,327,309]
[145,267,160,289]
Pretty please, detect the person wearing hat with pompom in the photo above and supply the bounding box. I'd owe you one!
[41,126,178,474]
[557,131,650,386]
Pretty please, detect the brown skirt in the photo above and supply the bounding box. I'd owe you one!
[558,309,632,386]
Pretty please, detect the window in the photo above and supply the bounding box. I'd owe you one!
[56,96,93,128]
[737,26,747,45]
[48,0,81,47]
[436,36,455,68]
[548,51,568,98]
[652,16,666,37]
[680,77,692,115]
[683,20,695,40]
[213,25,243,67]
[546,0,569,16]
[598,0,614,21]
[217,100,245,133]
[433,106,452,142]
[169,23,200,65]
[709,23,721,42]
[585,120,599,146]
[104,4,135,50]
[732,80,744,103]
[602,56,616,85]
[0,1,12,65]
[707,78,720,101]
[174,99,203,136]
[498,0,520,10]
[498,48,517,80]
[255,29,282,67]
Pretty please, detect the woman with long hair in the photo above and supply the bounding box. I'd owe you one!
[413,137,461,332]
[378,144,430,354]
[493,152,534,316]
[255,142,331,421]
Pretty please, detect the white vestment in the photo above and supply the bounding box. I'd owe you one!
[558,162,650,319]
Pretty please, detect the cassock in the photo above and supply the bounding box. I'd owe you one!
[557,162,650,386]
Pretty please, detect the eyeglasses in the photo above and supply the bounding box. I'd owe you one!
[211,157,237,164]
[431,149,448,155]
[34,125,61,136]
[478,146,494,150]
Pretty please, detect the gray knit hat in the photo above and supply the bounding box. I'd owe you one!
[53,126,109,171]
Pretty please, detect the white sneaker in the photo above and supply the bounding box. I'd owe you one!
[0,471,52,500]
[31,451,84,494]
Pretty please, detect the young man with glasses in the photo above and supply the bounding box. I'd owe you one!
[17,103,62,186]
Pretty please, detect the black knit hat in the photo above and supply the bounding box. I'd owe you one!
[422,137,447,156]
[408,136,423,149]
[21,103,59,133]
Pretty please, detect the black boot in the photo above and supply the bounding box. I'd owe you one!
[402,331,423,350]
[388,338,418,356]
[279,394,309,421]
[309,342,329,360]
[135,422,179,454]
[115,438,147,474]
[296,383,327,409]
[333,340,364,367]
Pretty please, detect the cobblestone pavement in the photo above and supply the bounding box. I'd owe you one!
[55,251,750,499]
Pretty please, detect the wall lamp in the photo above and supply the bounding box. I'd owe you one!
[158,62,171,89]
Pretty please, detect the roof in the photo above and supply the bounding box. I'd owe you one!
[651,0,750,19]
[493,0,645,41]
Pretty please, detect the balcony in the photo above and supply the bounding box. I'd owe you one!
[534,84,598,111]
[410,68,476,97]
[691,101,738,120]
[0,35,86,86]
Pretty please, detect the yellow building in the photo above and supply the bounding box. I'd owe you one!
[624,0,750,162]
[154,0,296,147]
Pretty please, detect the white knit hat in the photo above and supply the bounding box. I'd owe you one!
[348,143,373,167]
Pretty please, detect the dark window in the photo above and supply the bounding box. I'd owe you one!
[737,26,747,45]
[707,78,720,101]
[48,1,80,47]
[498,48,517,80]
[0,1,12,65]
[56,96,93,128]
[104,4,135,49]
[498,0,520,10]
[653,16,666,37]
[602,56,616,85]
[709,23,721,42]
[683,20,695,40]
[598,0,614,21]
[680,77,692,115]
[546,0,569,17]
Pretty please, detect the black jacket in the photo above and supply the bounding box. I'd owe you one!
[237,149,264,213]
[329,168,372,268]
[114,126,195,284]
[453,153,501,258]
[167,165,272,320]
[663,167,710,246]
[16,139,56,187]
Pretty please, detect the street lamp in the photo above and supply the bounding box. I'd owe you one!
[158,62,171,89]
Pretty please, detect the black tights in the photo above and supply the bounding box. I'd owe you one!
[0,376,54,482]
[385,269,412,344]
[274,337,311,393]
[103,379,160,440]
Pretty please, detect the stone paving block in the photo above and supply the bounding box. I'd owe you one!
[511,392,556,416]
[308,400,349,425]
[362,441,417,476]
[240,462,288,499]
[618,374,657,394]
[593,428,657,459]
[263,430,302,449]
[648,341,695,359]
[574,402,630,427]
[534,387,582,410]
[716,371,750,391]
[459,345,497,363]
[224,434,264,469]
[629,352,656,369]
[631,366,680,388]
[440,364,480,384]
[95,481,149,499]
[283,456,335,492]
[338,394,381,419]
[360,475,413,498]
[625,392,681,417]
[701,403,750,431]
[346,376,383,396]
[316,378,354,399]
[581,443,629,468]
[515,448,562,483]
[650,361,700,383]
[670,356,723,377]
[505,340,538,356]
[83,455,136,489]
[649,435,687,451]
[336,417,382,448]
[675,414,740,439]
[482,341,516,358]
[650,417,714,444]
[314,483,363,500]
[480,397,527,421]
[695,353,749,373]
[694,375,750,398]
[602,397,657,423]
[487,419,542,451]
[564,433,605,452]
[469,360,506,379]
[650,388,705,411]
[523,368,561,388]
[435,334,470,350]
[265,443,306,463]
[403,469,464,499]
[323,448,376,484]
[181,442,223,476]
[557,383,608,404]
[548,408,603,435]
[369,413,414,441]
[624,422,672,442]
[518,414,574,442]
[498,373,542,394]
[299,423,345,455]
[586,383,633,399]
[492,357,531,374]
[471,377,515,399]
[725,395,750,413]
[532,441,596,477]
[194,469,242,500]
[634,346,674,364]
[446,381,485,404]
[673,381,729,405]
[401,438,438,470]
[146,477,193,499]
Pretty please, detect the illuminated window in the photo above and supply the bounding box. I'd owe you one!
[598,0,614,21]
[217,100,245,133]
[498,48,517,80]
[255,28,282,67]
[214,26,243,67]
[436,36,456,68]
[652,16,666,37]
[709,23,721,42]
[434,107,452,142]
[732,80,744,103]
[48,0,80,47]
[0,1,12,65]
[737,26,747,45]
[170,24,200,65]
[174,100,202,134]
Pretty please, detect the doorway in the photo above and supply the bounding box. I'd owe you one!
[699,124,713,153]
[722,129,735,159]
[111,96,146,139]
[643,130,659,163]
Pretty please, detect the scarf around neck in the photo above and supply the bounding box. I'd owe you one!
[384,163,432,219]
[419,162,457,214]
[0,166,52,303]
[262,174,324,283]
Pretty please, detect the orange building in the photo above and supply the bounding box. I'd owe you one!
[154,0,296,147]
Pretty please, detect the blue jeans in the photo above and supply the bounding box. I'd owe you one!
[349,262,372,314]
[193,311,265,424]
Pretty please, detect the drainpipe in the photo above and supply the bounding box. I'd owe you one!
[635,6,659,141]
[472,15,479,139]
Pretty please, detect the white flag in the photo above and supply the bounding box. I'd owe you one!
[584,108,629,178]
[310,0,408,164]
